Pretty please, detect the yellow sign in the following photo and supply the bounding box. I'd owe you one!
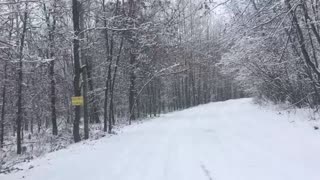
[72,96,84,106]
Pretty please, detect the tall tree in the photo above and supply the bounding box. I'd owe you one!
[43,0,58,136]
[72,0,81,143]
[80,2,89,139]
[16,3,28,154]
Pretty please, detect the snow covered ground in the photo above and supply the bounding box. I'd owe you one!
[1,98,320,180]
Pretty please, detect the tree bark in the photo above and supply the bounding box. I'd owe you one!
[72,0,81,143]
[87,60,100,123]
[16,8,28,154]
[128,0,137,125]
[0,60,7,148]
[129,51,136,124]
[44,2,58,136]
[80,4,89,140]
[110,37,124,126]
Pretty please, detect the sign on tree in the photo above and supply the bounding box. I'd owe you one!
[72,96,84,106]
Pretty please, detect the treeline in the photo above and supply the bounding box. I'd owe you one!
[0,0,243,155]
[222,0,320,108]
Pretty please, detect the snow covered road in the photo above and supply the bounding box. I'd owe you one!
[2,98,320,180]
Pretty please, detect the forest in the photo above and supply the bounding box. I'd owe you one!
[1,0,320,173]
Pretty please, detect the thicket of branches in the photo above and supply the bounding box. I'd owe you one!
[222,0,320,109]
[0,0,243,165]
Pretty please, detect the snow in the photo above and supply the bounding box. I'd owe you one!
[1,98,320,180]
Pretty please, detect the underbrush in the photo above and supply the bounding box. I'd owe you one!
[0,118,129,174]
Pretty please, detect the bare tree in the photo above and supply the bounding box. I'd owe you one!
[72,0,81,142]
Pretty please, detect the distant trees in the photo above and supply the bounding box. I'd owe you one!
[0,0,242,155]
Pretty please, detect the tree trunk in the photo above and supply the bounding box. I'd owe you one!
[80,4,89,140]
[50,52,57,135]
[106,63,112,133]
[129,51,136,124]
[110,37,124,126]
[102,0,114,133]
[0,60,7,148]
[16,9,28,154]
[103,78,109,132]
[128,0,137,125]
[44,1,58,136]
[72,0,81,143]
[87,61,100,123]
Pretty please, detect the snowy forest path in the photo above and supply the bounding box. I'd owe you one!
[2,98,320,180]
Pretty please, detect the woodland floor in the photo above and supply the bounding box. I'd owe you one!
[1,98,320,180]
